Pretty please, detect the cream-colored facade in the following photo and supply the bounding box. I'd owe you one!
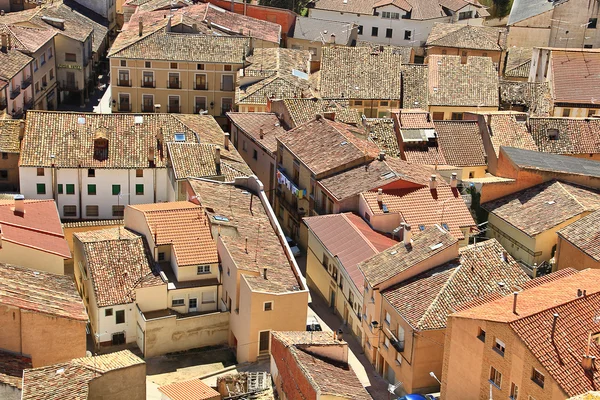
[54,32,94,106]
[110,58,242,127]
[555,234,600,272]
[0,240,66,275]
[349,99,400,118]
[429,105,498,121]
[30,36,58,110]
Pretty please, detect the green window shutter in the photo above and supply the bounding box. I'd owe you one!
[57,184,63,194]
[136,184,144,195]
[36,183,46,195]
[66,184,75,195]
[88,184,96,195]
[112,184,121,195]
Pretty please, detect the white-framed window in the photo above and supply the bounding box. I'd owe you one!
[385,312,391,325]
[510,383,519,400]
[494,338,506,355]
[197,265,211,274]
[264,301,273,311]
[172,298,185,307]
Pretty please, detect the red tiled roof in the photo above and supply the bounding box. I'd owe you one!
[487,114,538,156]
[158,379,220,400]
[304,213,397,293]
[551,50,600,105]
[0,350,31,389]
[362,185,476,240]
[434,120,487,167]
[0,199,70,258]
[394,109,435,129]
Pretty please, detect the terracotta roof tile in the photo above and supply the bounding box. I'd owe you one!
[528,117,600,156]
[557,209,600,262]
[75,227,164,307]
[320,46,403,100]
[0,350,30,389]
[159,379,220,400]
[167,142,252,181]
[129,201,219,266]
[278,98,361,127]
[426,23,506,51]
[204,3,281,44]
[505,47,532,79]
[483,180,600,237]
[434,120,486,167]
[359,226,457,287]
[365,118,400,157]
[362,185,476,240]
[0,24,55,53]
[551,50,600,105]
[0,263,87,320]
[304,213,397,293]
[227,112,285,155]
[486,113,538,156]
[0,46,32,80]
[237,74,315,105]
[499,80,552,116]
[22,350,144,400]
[0,119,21,153]
[402,65,429,109]
[394,109,434,129]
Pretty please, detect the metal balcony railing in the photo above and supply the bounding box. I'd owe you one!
[118,79,132,87]
[22,76,32,89]
[141,79,155,88]
[9,85,20,99]
[167,80,182,89]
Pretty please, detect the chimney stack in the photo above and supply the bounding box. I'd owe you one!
[259,128,264,139]
[323,111,336,121]
[429,174,437,190]
[582,355,596,372]
[376,188,383,203]
[1,33,6,52]
[551,313,559,340]
[14,194,24,215]
[501,250,508,262]
[378,151,385,161]
[329,33,336,44]
[263,268,268,280]
[512,292,518,315]
[192,23,197,32]
[336,329,343,341]
[139,20,143,36]
[450,173,458,188]
[403,223,412,246]
[224,133,230,150]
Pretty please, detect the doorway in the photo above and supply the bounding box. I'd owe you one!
[112,332,125,345]
[189,298,198,313]
[259,331,270,353]
[329,290,336,308]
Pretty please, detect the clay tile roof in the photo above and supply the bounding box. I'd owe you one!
[158,379,220,400]
[129,201,218,266]
[0,46,32,80]
[20,111,224,169]
[499,80,552,116]
[426,23,506,51]
[0,199,71,258]
[365,118,400,157]
[359,226,458,287]
[528,117,600,156]
[0,350,31,389]
[189,180,302,293]
[272,331,344,346]
[434,120,486,167]
[279,98,361,127]
[204,3,281,44]
[483,180,600,237]
[0,119,21,153]
[22,350,144,400]
[362,185,476,240]
[551,50,600,105]
[427,55,499,107]
[505,47,532,79]
[245,47,310,79]
[304,213,397,293]
[75,227,164,307]
[0,263,87,320]
[320,46,403,100]
[486,113,538,156]
[227,112,285,155]
[167,142,252,181]
[311,0,376,15]
[277,117,378,177]
[0,24,56,53]
[557,209,600,262]
[402,65,429,109]
[394,109,434,129]
[237,74,315,106]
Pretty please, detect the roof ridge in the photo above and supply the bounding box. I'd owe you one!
[341,213,380,253]
[108,24,166,57]
[415,266,459,329]
[557,181,587,211]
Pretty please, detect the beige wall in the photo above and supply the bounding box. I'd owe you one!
[0,152,19,192]
[31,38,58,110]
[237,104,268,113]
[427,47,503,73]
[429,106,498,121]
[552,105,600,118]
[349,99,400,118]
[0,240,65,275]
[88,363,146,400]
[555,236,600,271]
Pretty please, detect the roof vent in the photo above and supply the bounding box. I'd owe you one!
[134,115,144,124]
[77,116,86,125]
[547,128,559,140]
[429,174,437,190]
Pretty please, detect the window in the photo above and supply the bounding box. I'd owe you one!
[385,312,391,325]
[86,205,99,217]
[562,108,571,117]
[87,184,96,195]
[195,97,207,113]
[482,52,488,57]
[404,30,412,41]
[264,301,273,311]
[195,74,207,90]
[37,167,44,176]
[168,72,180,89]
[57,183,63,193]
[221,74,234,91]
[142,71,154,88]
[531,368,544,388]
[357,25,363,35]
[308,47,318,56]
[33,60,38,72]
[588,109,597,117]
[41,53,46,65]
[36,183,46,195]
[197,265,211,274]
[396,351,402,365]
[170,62,177,69]
[451,112,464,120]
[197,63,205,70]
[120,60,126,67]
[494,338,505,355]
[158,252,165,261]
[65,53,76,62]
[322,253,329,269]
[63,205,77,217]
[48,47,53,59]
[489,366,502,388]
[510,383,519,400]
[384,337,390,348]
[458,10,473,20]
[172,298,185,307]
[469,171,475,179]
[136,184,144,195]
[371,27,378,36]
[589,18,598,29]
[66,184,75,195]
[253,149,258,160]
[112,184,120,195]
[115,310,125,324]
[112,205,124,217]
[477,327,486,342]
[224,65,232,71]
[585,44,593,49]
[88,168,95,177]
[49,68,54,80]
[221,98,233,115]
[386,28,393,38]
[2,153,7,159]
[136,169,143,178]
[105,308,113,317]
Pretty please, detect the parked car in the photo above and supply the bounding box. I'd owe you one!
[285,236,301,257]
[306,316,322,331]
[398,395,436,400]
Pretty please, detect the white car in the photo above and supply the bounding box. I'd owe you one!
[285,236,301,257]
[306,316,322,331]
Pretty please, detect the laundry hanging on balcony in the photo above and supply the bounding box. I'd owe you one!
[277,170,307,199]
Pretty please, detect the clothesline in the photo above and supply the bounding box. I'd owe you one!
[276,169,307,199]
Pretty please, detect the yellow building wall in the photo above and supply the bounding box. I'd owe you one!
[555,236,600,271]
[349,99,400,118]
[429,106,498,121]
[553,105,600,118]
[0,240,66,275]
[174,262,219,282]
[135,284,168,313]
[458,165,487,180]
[237,104,268,113]
[88,363,146,400]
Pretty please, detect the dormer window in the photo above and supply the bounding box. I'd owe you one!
[93,128,109,161]
[547,128,559,140]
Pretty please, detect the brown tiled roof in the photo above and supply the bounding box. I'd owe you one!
[486,113,538,156]
[0,24,56,53]
[271,331,371,400]
[226,112,285,155]
[317,157,440,201]
[159,379,220,400]
[505,47,532,79]
[358,226,457,287]
[320,46,403,100]
[0,46,32,80]
[557,209,600,262]
[204,3,281,44]
[0,263,87,320]
[365,118,400,157]
[20,111,224,168]
[312,0,375,14]
[427,55,499,107]
[237,74,314,105]
[426,23,506,51]
[483,180,600,237]
[304,213,397,293]
[499,80,552,116]
[279,98,361,127]
[22,350,144,400]
[402,146,447,165]
[0,119,21,153]
[129,201,218,267]
[394,109,434,129]
[245,47,310,79]
[383,238,529,330]
[190,180,302,293]
[0,350,31,389]
[277,117,379,177]
[167,142,252,181]
[314,0,486,19]
[402,65,429,108]
[551,50,600,105]
[528,117,600,155]
[434,120,486,167]
[362,185,476,239]
[75,227,164,307]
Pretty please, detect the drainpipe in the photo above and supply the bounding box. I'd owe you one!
[78,168,82,219]
[153,168,157,203]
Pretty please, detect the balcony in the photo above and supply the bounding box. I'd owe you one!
[194,83,208,90]
[22,76,32,90]
[220,83,234,91]
[141,80,155,88]
[141,105,154,113]
[11,107,23,119]
[167,80,182,89]
[9,85,20,100]
[24,97,33,110]
[168,104,181,113]
[0,98,7,111]
[118,79,132,87]
[276,187,306,221]
[61,80,79,91]
[118,103,132,112]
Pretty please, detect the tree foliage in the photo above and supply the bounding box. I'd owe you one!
[258,0,312,15]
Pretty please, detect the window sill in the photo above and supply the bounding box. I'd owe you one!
[531,379,544,389]
[493,348,505,357]
[477,335,485,343]
[488,380,500,390]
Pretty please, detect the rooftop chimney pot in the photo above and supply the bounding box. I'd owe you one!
[512,291,518,315]
[215,145,221,165]
[138,20,143,36]
[403,223,412,247]
[14,194,24,215]
[450,173,458,188]
[378,151,385,161]
[377,188,383,203]
[429,174,438,190]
